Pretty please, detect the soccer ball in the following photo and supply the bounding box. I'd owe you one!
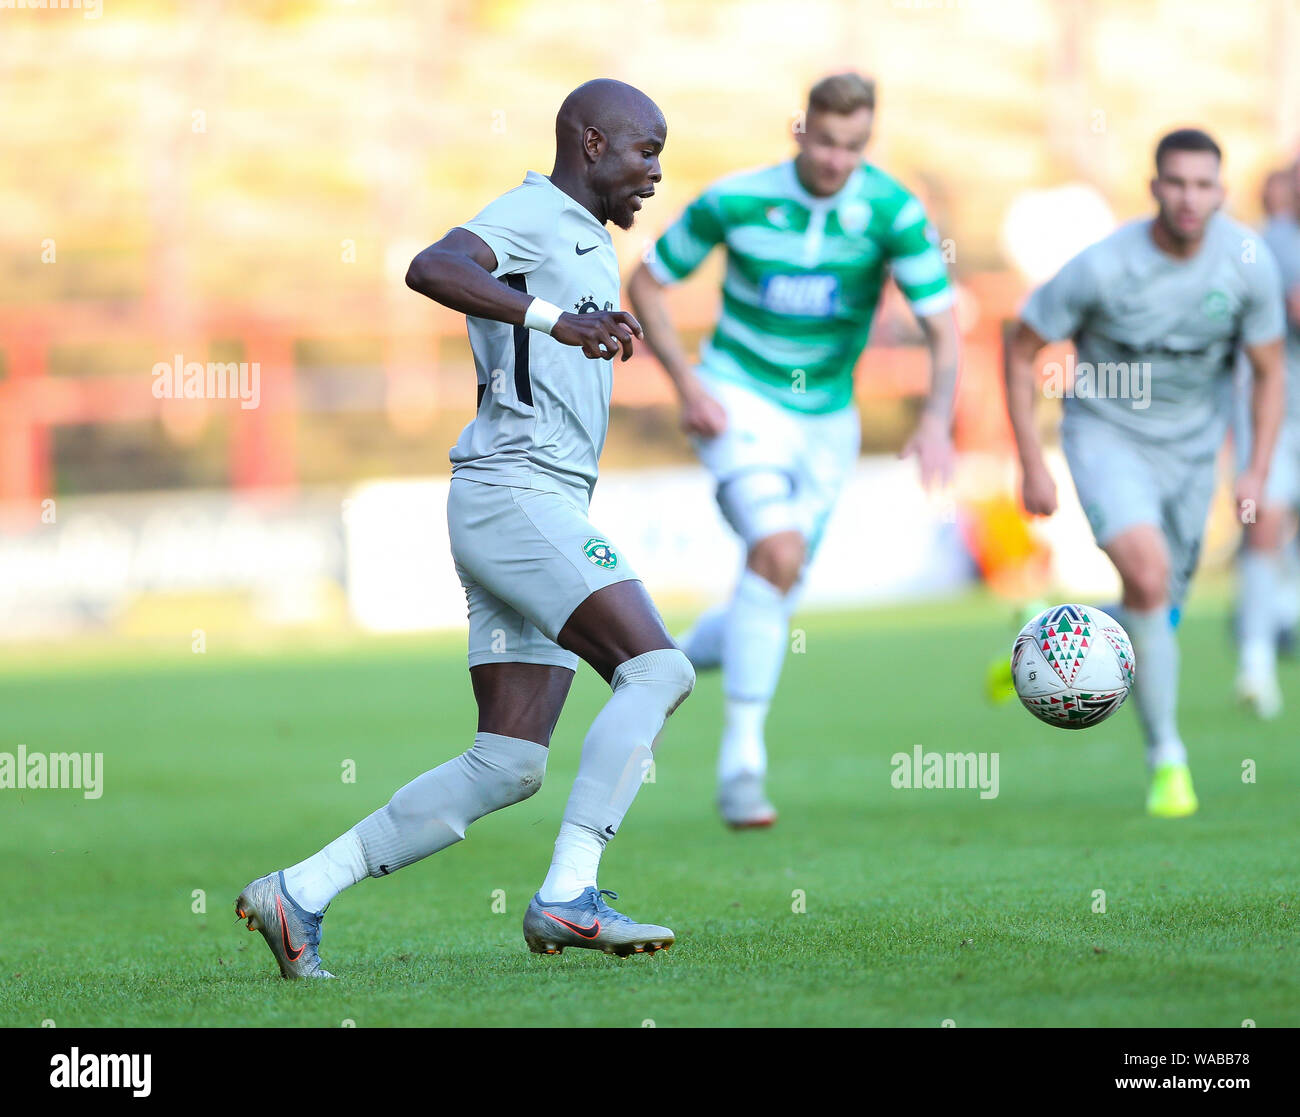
[1011,603,1135,729]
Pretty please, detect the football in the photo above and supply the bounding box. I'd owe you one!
[1011,604,1136,729]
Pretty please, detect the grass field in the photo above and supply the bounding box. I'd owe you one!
[2,595,1297,1028]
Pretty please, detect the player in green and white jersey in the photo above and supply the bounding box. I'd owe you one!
[629,72,960,827]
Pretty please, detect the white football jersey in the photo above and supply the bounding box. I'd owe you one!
[450,171,622,504]
[1020,214,1284,459]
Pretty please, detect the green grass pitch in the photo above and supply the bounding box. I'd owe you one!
[2,596,1297,1027]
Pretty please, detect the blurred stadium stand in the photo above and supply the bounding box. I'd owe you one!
[2,0,1296,640]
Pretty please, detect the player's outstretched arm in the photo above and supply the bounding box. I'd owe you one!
[1237,336,1286,517]
[1003,319,1057,516]
[406,229,643,361]
[900,308,960,487]
[627,262,726,435]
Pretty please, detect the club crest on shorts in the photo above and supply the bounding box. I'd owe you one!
[583,537,618,569]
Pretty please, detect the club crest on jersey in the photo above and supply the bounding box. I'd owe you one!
[1201,289,1231,319]
[761,273,838,317]
[838,200,870,235]
[573,296,614,315]
[765,205,793,230]
[583,537,618,569]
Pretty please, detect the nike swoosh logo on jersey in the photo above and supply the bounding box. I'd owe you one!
[543,911,601,939]
[575,243,599,255]
[276,896,306,961]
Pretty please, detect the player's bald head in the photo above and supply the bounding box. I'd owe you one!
[555,79,665,157]
[550,79,666,230]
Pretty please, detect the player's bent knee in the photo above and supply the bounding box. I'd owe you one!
[612,647,696,716]
[502,746,547,808]
[389,735,546,829]
[749,533,806,594]
[1123,567,1169,611]
[356,734,548,877]
[1107,531,1169,611]
[1244,512,1284,552]
[482,745,548,808]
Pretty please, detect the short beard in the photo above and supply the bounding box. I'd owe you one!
[610,203,636,231]
[1158,209,1204,245]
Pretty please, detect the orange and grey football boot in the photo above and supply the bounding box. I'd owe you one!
[235,871,335,979]
[523,887,674,957]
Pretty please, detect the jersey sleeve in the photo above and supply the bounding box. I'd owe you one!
[884,195,954,317]
[1019,247,1100,342]
[458,187,551,278]
[1263,224,1300,292]
[1244,231,1288,345]
[645,188,726,285]
[1232,232,1284,345]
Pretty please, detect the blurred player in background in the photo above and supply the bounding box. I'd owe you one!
[237,80,696,976]
[1261,168,1296,222]
[628,72,959,828]
[1233,158,1300,716]
[1005,129,1285,818]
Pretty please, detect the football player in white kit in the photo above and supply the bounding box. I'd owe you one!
[236,80,696,976]
[1005,129,1286,818]
[1234,158,1300,717]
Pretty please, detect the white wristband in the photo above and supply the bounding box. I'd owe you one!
[523,297,564,335]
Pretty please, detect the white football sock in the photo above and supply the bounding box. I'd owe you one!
[1147,738,1188,769]
[1120,605,1186,768]
[282,831,368,915]
[718,700,768,782]
[1278,536,1300,630]
[678,605,727,671]
[292,732,548,913]
[1238,548,1279,679]
[539,649,695,903]
[718,569,792,782]
[539,822,604,903]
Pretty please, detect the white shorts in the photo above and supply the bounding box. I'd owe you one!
[692,369,861,555]
[447,478,639,670]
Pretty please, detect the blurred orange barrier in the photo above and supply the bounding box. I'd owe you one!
[960,491,1053,600]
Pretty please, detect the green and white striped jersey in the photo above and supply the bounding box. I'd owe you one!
[646,159,953,413]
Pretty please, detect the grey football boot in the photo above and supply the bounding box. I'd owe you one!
[523,887,674,957]
[717,771,778,829]
[235,870,335,979]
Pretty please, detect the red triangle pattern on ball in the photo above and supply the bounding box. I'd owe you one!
[1036,604,1093,688]
[1102,627,1135,686]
